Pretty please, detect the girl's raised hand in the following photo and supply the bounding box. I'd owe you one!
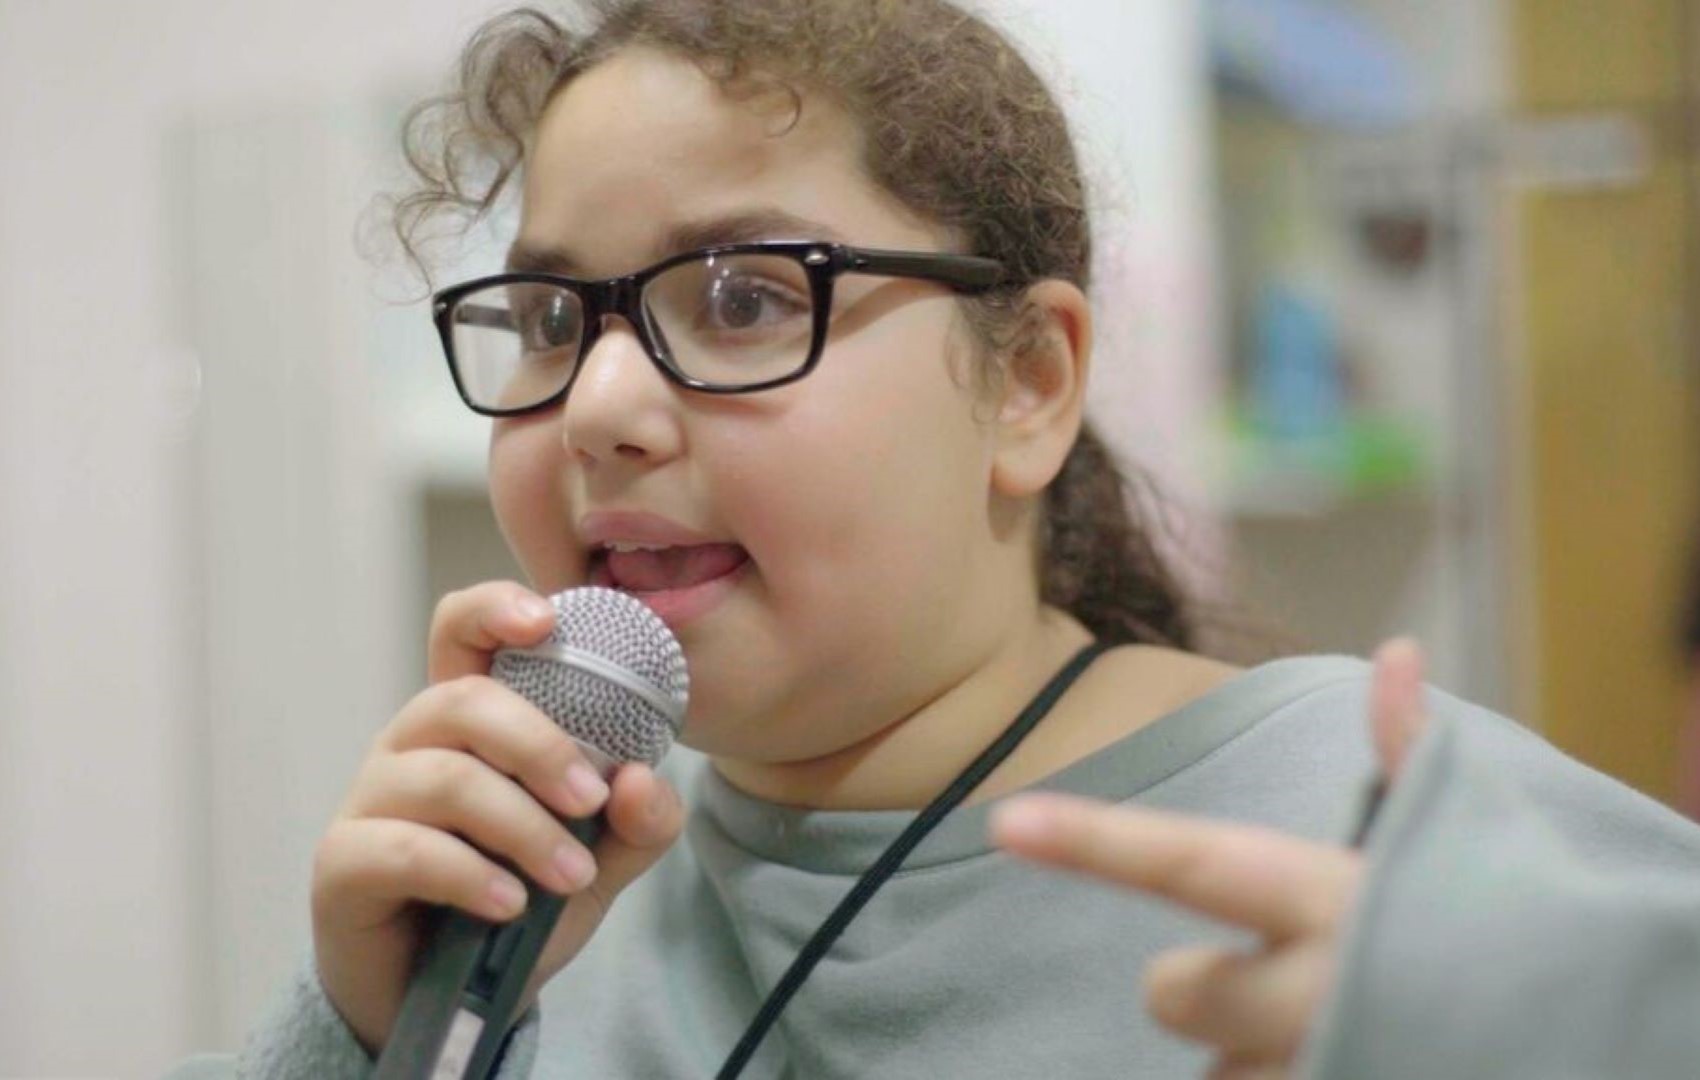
[990,639,1431,1079]
[309,582,688,1057]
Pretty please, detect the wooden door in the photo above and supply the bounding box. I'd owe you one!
[1511,0,1700,801]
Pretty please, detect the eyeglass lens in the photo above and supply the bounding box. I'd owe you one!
[448,252,819,412]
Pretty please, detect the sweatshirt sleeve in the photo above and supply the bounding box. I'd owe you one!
[161,954,542,1079]
[1300,698,1700,1080]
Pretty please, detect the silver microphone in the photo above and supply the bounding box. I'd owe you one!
[375,587,689,1080]
[492,586,688,771]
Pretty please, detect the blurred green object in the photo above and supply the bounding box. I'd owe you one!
[1218,409,1430,515]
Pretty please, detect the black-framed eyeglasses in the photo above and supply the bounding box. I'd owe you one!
[431,240,1009,417]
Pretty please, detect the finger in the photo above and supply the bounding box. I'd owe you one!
[380,676,612,820]
[991,796,1361,940]
[529,765,686,991]
[1370,638,1430,781]
[594,765,688,890]
[354,749,599,896]
[313,816,534,929]
[1145,943,1333,1061]
[426,582,558,684]
[536,766,684,940]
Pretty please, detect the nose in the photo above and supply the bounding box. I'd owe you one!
[560,315,684,468]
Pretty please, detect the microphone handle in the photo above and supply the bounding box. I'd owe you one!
[374,815,605,1080]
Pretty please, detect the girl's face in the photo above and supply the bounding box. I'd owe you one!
[490,46,1027,763]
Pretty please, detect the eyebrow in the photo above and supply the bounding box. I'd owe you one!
[503,208,850,276]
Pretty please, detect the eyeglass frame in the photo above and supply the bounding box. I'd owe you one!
[431,239,1010,418]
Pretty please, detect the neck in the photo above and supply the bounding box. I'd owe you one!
[709,606,1096,812]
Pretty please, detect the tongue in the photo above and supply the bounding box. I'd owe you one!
[606,543,747,592]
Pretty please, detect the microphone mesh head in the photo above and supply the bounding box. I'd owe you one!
[491,587,689,767]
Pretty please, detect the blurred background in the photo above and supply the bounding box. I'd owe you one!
[2,0,1698,1074]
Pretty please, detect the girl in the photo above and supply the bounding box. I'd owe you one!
[170,2,1700,1077]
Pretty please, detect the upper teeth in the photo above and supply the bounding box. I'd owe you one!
[606,541,671,553]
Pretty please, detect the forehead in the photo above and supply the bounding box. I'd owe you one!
[518,46,943,275]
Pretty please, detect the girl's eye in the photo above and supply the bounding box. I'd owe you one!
[702,275,809,332]
[518,292,582,351]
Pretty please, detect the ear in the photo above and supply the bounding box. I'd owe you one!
[989,280,1093,499]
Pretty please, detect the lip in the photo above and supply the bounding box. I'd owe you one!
[578,510,726,550]
[578,509,749,631]
[592,556,751,631]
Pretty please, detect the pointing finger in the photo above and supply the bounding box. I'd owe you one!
[991,795,1362,940]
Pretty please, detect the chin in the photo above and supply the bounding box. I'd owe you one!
[667,663,815,762]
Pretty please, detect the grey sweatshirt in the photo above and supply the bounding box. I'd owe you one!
[165,656,1700,1079]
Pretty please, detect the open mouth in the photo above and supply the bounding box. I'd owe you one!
[586,541,751,628]
[588,542,749,592]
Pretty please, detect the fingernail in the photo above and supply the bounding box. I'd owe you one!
[565,762,610,808]
[647,783,671,821]
[515,596,555,623]
[487,875,527,916]
[991,801,1056,845]
[553,843,596,891]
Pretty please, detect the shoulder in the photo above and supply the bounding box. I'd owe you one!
[1033,649,1388,841]
[1090,647,1373,712]
[1080,647,1377,748]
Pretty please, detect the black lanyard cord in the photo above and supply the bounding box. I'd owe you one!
[714,640,1112,1079]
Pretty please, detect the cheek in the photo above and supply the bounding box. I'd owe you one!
[718,328,989,615]
[487,420,575,587]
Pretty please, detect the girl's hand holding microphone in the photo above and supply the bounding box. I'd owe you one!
[308,582,687,1057]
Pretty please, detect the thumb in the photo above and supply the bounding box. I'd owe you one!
[1371,637,1430,782]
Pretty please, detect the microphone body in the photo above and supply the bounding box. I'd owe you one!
[374,588,688,1080]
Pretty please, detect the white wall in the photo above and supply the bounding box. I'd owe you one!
[0,1,1219,1074]
[0,4,512,1074]
[982,0,1223,502]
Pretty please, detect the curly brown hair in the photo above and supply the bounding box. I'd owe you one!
[391,0,1198,649]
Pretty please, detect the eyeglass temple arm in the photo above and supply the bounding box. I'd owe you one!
[445,302,516,331]
[844,248,1008,292]
[451,303,518,331]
